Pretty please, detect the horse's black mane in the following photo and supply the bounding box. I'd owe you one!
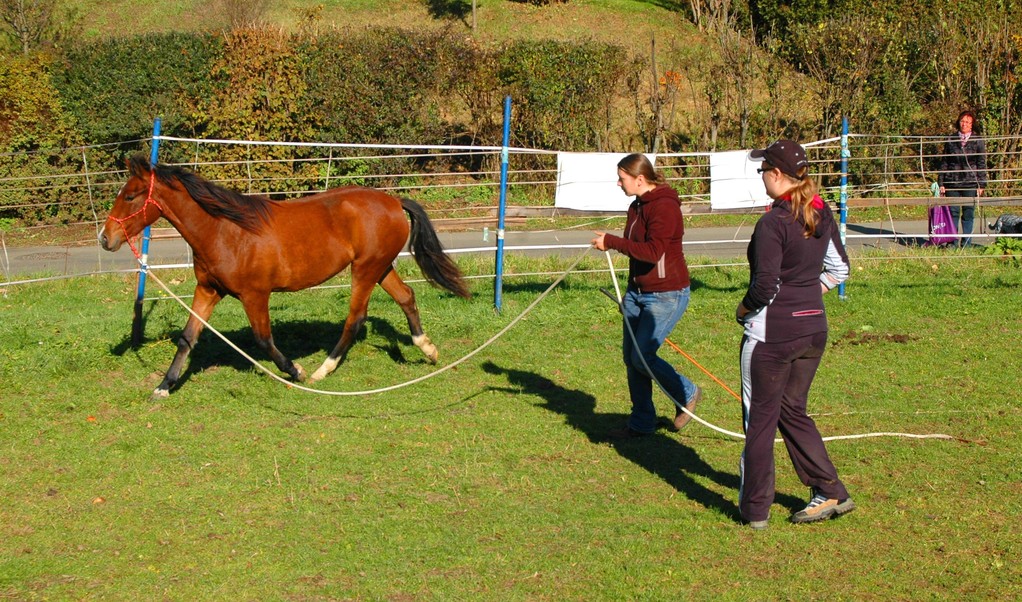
[127,154,272,232]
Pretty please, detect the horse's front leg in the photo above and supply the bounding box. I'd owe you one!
[240,292,306,383]
[154,284,222,399]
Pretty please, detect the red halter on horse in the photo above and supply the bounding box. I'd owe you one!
[100,154,470,399]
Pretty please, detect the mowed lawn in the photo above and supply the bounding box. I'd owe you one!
[1,252,1020,600]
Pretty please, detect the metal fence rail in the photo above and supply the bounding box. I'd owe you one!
[2,132,1021,279]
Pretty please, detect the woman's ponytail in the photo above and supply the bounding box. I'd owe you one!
[787,168,820,238]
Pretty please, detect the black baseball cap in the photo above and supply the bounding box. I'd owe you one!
[750,139,809,180]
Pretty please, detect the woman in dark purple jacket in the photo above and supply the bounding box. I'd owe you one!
[592,154,701,439]
[736,140,853,530]
[938,110,987,247]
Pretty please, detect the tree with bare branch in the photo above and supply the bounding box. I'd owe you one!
[0,0,69,54]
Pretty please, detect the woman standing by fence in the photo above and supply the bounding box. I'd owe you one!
[938,110,987,247]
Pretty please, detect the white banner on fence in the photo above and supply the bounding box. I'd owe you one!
[709,150,771,210]
[554,152,656,211]
[556,150,770,212]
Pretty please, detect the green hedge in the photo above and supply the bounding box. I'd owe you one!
[2,27,634,225]
[47,27,631,150]
[0,55,85,223]
[52,32,221,144]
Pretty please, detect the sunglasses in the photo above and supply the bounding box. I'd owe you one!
[756,166,773,174]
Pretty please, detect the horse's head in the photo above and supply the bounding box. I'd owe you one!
[99,154,164,253]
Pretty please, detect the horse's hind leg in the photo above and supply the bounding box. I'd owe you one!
[378,267,438,363]
[154,284,222,399]
[310,271,375,383]
[240,292,306,383]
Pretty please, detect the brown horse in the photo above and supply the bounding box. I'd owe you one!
[100,154,470,398]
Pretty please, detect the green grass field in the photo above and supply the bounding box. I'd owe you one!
[1,251,1020,599]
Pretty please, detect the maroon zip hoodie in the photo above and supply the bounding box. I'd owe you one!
[603,184,690,292]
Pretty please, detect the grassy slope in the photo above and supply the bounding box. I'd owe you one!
[72,0,698,57]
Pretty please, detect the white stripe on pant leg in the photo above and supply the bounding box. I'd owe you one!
[738,336,757,516]
[740,337,757,432]
[738,452,746,515]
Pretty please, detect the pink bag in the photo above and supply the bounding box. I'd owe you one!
[927,205,957,246]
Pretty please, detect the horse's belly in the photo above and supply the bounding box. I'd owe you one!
[268,255,351,291]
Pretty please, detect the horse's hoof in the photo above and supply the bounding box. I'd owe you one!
[310,357,338,383]
[293,363,307,382]
[151,388,170,401]
[413,335,439,364]
[423,342,439,364]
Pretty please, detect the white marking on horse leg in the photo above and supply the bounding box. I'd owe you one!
[310,357,340,383]
[293,362,307,382]
[413,334,439,364]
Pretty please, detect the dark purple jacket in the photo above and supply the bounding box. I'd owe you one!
[604,184,691,293]
[739,198,849,343]
[938,135,987,190]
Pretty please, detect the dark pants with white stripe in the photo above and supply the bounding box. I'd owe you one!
[738,331,849,522]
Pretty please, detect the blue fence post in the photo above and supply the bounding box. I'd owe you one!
[494,96,511,311]
[131,117,161,347]
[838,116,849,300]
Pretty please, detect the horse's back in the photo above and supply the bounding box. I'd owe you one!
[278,186,403,229]
[273,186,409,259]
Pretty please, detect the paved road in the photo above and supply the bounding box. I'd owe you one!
[0,219,981,281]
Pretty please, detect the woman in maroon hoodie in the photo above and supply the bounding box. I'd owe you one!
[737,139,853,530]
[592,153,702,439]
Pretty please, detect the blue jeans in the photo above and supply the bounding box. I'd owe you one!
[946,189,977,246]
[621,287,697,433]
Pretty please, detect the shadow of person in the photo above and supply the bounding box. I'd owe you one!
[481,360,744,522]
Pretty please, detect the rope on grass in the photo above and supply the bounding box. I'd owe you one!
[143,247,594,397]
[603,252,962,444]
[122,241,960,442]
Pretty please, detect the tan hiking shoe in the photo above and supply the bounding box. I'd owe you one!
[673,386,701,431]
[791,490,856,524]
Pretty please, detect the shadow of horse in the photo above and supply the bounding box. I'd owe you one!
[110,316,421,391]
[481,360,751,521]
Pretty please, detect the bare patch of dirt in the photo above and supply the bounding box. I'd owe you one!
[833,331,916,346]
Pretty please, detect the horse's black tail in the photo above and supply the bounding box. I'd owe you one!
[401,197,471,299]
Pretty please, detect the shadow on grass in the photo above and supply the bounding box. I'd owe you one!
[482,360,750,522]
[423,0,472,24]
[110,316,422,391]
[847,222,929,247]
[633,0,689,11]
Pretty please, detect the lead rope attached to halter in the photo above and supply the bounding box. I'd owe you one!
[603,251,961,444]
